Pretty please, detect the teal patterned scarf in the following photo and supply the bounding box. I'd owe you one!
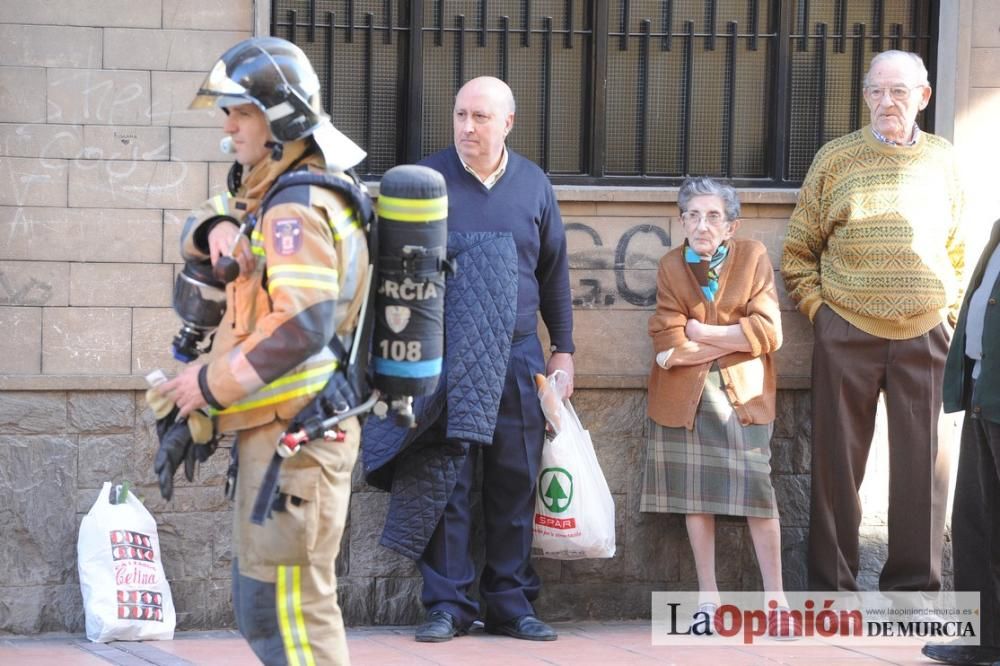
[685,242,729,301]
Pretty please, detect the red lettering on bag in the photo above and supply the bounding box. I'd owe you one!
[534,514,577,530]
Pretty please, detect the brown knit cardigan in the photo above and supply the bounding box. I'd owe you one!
[647,238,782,429]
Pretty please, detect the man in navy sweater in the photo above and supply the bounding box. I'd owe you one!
[413,76,575,643]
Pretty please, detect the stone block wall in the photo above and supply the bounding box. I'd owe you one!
[0,384,816,633]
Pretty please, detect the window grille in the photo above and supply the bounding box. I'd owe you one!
[271,0,937,186]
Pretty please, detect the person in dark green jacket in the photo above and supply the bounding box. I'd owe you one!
[923,218,1000,666]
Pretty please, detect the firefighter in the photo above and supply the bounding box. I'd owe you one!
[155,36,368,665]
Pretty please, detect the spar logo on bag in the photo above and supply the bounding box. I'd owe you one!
[536,467,576,529]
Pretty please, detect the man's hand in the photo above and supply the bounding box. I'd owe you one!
[546,352,575,399]
[207,220,253,277]
[159,364,208,418]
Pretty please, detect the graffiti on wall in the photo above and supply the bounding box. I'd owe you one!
[565,221,671,308]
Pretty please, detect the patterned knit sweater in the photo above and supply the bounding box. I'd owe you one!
[781,126,964,340]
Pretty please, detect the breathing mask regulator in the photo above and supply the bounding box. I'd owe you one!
[171,189,252,363]
[171,259,228,363]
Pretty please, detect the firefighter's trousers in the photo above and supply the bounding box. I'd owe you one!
[231,416,360,665]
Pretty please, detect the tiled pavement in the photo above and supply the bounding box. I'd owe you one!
[0,621,943,665]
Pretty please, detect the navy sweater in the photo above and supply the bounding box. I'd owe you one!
[419,147,575,353]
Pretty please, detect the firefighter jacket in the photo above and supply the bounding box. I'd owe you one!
[180,139,369,434]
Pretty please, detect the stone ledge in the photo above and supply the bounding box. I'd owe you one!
[552,186,800,205]
[0,375,150,391]
[0,373,812,391]
[361,181,800,204]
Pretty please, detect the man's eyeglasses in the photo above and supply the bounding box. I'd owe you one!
[864,85,925,102]
[680,211,728,227]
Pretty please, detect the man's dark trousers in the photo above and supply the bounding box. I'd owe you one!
[808,305,950,591]
[417,333,547,627]
[953,411,1000,647]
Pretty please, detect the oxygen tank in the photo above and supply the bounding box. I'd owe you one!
[372,165,448,420]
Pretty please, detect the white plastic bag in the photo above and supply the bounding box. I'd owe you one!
[77,482,176,642]
[532,371,616,559]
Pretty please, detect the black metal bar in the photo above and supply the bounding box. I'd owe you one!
[851,23,865,129]
[364,12,374,172]
[590,0,608,177]
[749,0,758,51]
[288,10,297,43]
[523,0,531,47]
[662,0,673,51]
[770,0,793,183]
[890,23,902,50]
[404,0,424,163]
[874,0,884,51]
[325,12,336,115]
[620,0,629,51]
[479,0,488,47]
[816,22,827,150]
[706,0,716,51]
[638,19,650,175]
[836,0,846,53]
[798,0,809,51]
[309,0,316,42]
[384,0,392,45]
[565,0,573,49]
[681,20,694,176]
[456,14,465,91]
[436,0,444,46]
[725,21,737,177]
[542,16,553,172]
[270,2,276,37]
[500,15,510,80]
[911,0,921,51]
[923,0,939,131]
[346,0,354,43]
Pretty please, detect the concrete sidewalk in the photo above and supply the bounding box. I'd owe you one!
[0,621,942,665]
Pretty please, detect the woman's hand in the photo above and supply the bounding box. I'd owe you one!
[685,318,705,342]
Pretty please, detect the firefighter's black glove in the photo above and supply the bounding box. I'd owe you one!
[154,415,192,501]
[147,388,217,500]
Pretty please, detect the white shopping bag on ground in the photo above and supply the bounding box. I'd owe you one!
[532,371,616,559]
[77,482,176,642]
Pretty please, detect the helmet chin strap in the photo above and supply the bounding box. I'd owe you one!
[266,140,284,161]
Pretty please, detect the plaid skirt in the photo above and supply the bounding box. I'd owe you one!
[640,365,778,518]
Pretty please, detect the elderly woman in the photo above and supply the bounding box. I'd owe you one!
[643,177,793,635]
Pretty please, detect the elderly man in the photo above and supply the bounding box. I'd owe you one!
[781,50,964,592]
[363,76,574,642]
[923,218,1000,665]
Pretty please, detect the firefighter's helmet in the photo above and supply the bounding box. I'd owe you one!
[191,36,364,170]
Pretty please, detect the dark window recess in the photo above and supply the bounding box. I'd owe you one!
[271,0,937,186]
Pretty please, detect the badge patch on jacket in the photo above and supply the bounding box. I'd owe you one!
[273,218,303,255]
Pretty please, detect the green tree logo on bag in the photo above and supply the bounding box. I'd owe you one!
[539,467,573,514]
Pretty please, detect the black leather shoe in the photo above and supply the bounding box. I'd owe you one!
[485,614,558,641]
[415,610,465,643]
[922,643,1000,665]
